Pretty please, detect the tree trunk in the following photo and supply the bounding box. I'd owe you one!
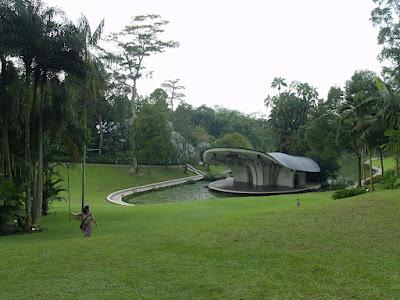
[3,125,12,180]
[23,64,33,232]
[32,160,37,220]
[24,111,32,232]
[131,79,139,173]
[380,149,384,177]
[0,130,4,175]
[367,145,374,191]
[82,94,87,210]
[0,152,4,176]
[361,149,366,187]
[32,82,44,227]
[97,114,104,156]
[82,143,86,210]
[357,153,362,187]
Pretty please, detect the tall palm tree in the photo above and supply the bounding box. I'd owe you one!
[271,77,287,96]
[5,0,85,228]
[76,15,105,209]
[383,129,400,176]
[379,81,400,174]
[0,60,22,181]
[340,70,382,190]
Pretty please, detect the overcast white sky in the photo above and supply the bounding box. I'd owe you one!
[47,0,382,115]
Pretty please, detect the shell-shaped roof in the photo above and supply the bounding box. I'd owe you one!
[267,152,320,172]
[203,148,320,173]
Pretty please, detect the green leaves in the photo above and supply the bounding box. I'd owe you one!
[383,128,400,154]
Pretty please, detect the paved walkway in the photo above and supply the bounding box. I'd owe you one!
[353,160,382,188]
[106,165,205,206]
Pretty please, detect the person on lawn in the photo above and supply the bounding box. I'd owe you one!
[72,205,97,237]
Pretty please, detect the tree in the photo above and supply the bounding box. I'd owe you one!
[371,0,400,76]
[107,14,179,172]
[161,78,185,110]
[76,15,106,209]
[266,89,314,153]
[383,129,400,176]
[270,77,287,96]
[135,89,173,165]
[0,60,22,181]
[340,70,383,189]
[0,0,85,229]
[301,102,341,182]
[371,0,400,177]
[213,132,253,149]
[172,102,196,143]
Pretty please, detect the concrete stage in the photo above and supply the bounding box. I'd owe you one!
[209,177,321,195]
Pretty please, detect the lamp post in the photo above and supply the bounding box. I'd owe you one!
[66,162,71,220]
[81,145,86,210]
[81,148,100,209]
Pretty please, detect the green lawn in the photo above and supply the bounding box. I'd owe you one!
[372,157,397,171]
[1,164,400,299]
[56,163,190,205]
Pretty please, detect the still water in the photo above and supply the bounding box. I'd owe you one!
[124,181,233,205]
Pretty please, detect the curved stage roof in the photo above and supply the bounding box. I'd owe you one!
[266,152,320,172]
[203,148,320,173]
[203,148,321,195]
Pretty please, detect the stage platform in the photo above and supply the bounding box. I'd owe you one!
[208,177,321,195]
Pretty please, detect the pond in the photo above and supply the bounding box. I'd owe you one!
[124,180,234,205]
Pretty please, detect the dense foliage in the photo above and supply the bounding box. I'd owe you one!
[331,188,366,200]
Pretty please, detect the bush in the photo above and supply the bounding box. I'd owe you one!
[394,178,400,189]
[381,170,399,190]
[364,175,383,185]
[42,166,65,215]
[0,178,24,234]
[332,188,366,200]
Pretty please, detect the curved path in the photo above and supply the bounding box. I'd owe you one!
[106,165,205,206]
[353,160,382,188]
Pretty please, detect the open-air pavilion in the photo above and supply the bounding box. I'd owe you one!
[203,148,321,195]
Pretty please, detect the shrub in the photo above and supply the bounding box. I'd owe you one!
[332,188,366,200]
[394,178,400,189]
[42,166,65,215]
[365,175,383,185]
[0,178,24,234]
[381,170,399,190]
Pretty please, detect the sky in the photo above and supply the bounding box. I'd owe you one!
[46,0,382,115]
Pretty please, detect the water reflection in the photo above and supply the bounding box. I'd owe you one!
[125,180,234,205]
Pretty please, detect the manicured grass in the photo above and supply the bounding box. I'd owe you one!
[1,164,400,299]
[55,163,190,207]
[372,157,397,171]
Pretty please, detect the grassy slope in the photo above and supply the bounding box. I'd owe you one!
[56,164,189,207]
[372,157,396,171]
[1,165,400,299]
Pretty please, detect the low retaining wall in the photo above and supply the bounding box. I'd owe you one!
[106,165,205,206]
